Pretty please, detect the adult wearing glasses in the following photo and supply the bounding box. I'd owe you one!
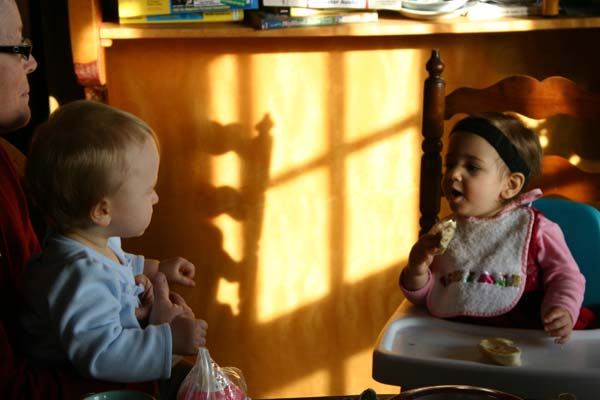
[0,1,160,398]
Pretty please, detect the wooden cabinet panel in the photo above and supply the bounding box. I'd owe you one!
[66,8,600,396]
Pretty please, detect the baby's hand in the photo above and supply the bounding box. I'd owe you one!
[407,233,442,275]
[134,274,154,321]
[543,307,573,344]
[149,272,187,325]
[401,234,441,291]
[169,291,195,319]
[159,257,196,287]
[170,316,208,355]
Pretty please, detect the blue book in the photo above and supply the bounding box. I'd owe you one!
[246,9,377,29]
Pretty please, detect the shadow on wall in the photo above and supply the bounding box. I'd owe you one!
[123,111,410,397]
[114,39,421,398]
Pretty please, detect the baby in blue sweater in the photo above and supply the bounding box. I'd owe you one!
[20,100,207,382]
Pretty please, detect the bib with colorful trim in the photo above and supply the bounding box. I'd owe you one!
[427,207,534,318]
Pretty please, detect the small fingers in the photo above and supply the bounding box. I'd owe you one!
[543,308,564,324]
[420,233,442,248]
[140,289,154,305]
[409,236,439,268]
[543,317,565,332]
[174,276,196,287]
[197,319,208,346]
[170,291,195,318]
[169,291,186,306]
[147,288,154,302]
[199,319,208,330]
[548,327,571,344]
[544,319,571,344]
[152,272,169,301]
[424,234,447,256]
[181,262,195,279]
[554,333,571,344]
[176,261,195,286]
[544,319,568,333]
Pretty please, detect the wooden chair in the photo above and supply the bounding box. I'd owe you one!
[373,49,600,400]
[419,48,600,235]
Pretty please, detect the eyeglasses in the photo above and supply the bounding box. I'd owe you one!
[0,38,32,61]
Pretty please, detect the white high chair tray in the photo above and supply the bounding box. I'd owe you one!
[373,302,600,399]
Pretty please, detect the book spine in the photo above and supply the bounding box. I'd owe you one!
[261,0,308,7]
[289,6,351,16]
[172,0,259,11]
[306,0,367,8]
[118,0,170,18]
[120,10,244,23]
[118,0,258,18]
[253,11,377,29]
[261,0,400,9]
[467,3,541,18]
[260,14,339,28]
[335,11,378,23]
[264,6,292,15]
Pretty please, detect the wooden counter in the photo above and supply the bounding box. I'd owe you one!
[98,15,600,39]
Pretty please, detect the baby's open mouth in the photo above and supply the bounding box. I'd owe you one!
[450,189,463,199]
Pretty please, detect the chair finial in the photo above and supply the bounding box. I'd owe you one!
[426,49,444,78]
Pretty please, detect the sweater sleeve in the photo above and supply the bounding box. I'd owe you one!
[48,258,172,382]
[535,216,586,327]
[399,268,433,305]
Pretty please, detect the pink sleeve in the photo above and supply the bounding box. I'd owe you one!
[400,269,433,305]
[536,216,586,327]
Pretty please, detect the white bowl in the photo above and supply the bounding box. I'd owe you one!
[394,385,523,400]
[401,0,469,12]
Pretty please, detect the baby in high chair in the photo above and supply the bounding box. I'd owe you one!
[400,112,587,344]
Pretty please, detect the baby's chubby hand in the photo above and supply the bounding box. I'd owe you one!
[159,257,196,287]
[170,315,208,355]
[134,274,154,321]
[401,234,441,291]
[543,307,573,344]
[149,272,188,325]
[407,233,443,275]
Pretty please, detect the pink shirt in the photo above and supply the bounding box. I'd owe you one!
[401,190,586,327]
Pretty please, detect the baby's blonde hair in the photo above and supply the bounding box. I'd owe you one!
[26,100,158,232]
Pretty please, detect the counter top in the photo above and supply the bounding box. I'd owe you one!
[99,15,600,40]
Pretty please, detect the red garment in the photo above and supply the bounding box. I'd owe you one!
[0,145,158,399]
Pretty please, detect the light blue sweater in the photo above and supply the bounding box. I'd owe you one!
[20,234,172,382]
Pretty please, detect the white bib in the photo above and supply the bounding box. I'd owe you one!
[427,207,534,318]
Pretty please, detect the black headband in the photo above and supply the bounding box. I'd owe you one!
[450,117,530,178]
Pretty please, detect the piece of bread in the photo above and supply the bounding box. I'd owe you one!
[430,219,456,254]
[479,337,522,367]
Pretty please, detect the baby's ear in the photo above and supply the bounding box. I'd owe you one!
[90,198,111,226]
[501,172,525,200]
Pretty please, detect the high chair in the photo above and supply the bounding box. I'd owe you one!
[372,49,600,400]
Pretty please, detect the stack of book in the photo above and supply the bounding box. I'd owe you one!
[465,0,542,19]
[245,6,379,29]
[117,0,259,24]
[260,0,401,9]
[246,0,399,30]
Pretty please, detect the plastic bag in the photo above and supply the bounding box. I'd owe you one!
[177,347,248,400]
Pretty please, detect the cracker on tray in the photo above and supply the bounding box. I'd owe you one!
[479,337,522,367]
